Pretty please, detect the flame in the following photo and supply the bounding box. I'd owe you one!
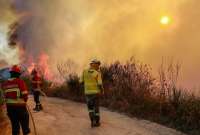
[27,62,35,74]
[38,53,53,80]
[25,53,53,81]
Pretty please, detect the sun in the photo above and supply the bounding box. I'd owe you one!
[160,16,171,25]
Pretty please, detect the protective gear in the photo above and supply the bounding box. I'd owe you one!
[81,66,103,127]
[86,94,100,127]
[1,78,28,106]
[1,73,30,135]
[7,106,30,135]
[31,73,42,90]
[10,65,21,74]
[33,91,43,111]
[80,69,103,95]
[90,59,101,65]
[31,70,43,111]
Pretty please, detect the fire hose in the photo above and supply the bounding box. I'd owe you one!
[0,102,38,135]
[27,90,46,135]
[27,105,38,135]
[27,90,47,135]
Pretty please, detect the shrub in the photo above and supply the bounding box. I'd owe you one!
[48,58,199,135]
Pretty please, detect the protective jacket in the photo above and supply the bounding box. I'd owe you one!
[31,74,42,91]
[81,68,102,95]
[1,78,28,106]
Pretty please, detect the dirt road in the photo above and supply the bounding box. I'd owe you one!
[25,97,186,135]
[0,97,186,135]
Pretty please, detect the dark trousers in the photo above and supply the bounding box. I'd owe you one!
[86,94,100,123]
[33,91,41,106]
[7,106,30,135]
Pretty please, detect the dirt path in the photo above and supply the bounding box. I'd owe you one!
[26,97,186,135]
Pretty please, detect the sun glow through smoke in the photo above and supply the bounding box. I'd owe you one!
[160,16,171,25]
[2,0,200,89]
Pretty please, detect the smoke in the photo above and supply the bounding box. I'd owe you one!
[0,0,19,66]
[10,0,184,64]
[1,0,200,89]
[145,0,200,89]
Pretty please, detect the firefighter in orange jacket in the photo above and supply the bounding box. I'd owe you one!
[1,65,30,135]
[31,69,43,111]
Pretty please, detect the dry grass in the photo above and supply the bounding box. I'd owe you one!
[31,58,200,135]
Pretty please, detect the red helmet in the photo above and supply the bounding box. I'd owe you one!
[10,65,21,73]
[31,69,38,75]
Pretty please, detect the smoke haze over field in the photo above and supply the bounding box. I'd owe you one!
[0,0,200,90]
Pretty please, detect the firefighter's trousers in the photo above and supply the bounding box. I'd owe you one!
[86,94,100,123]
[33,90,41,108]
[7,106,30,135]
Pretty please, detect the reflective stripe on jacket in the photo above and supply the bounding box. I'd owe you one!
[81,69,102,95]
[1,78,28,106]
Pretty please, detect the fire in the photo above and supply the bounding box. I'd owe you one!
[38,53,53,80]
[25,53,53,81]
[27,62,35,74]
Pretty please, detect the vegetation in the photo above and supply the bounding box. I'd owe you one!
[46,58,200,135]
[0,58,199,135]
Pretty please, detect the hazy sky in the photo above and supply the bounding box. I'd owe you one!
[0,0,200,90]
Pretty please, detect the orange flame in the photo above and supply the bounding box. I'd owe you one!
[38,53,53,80]
[25,53,53,81]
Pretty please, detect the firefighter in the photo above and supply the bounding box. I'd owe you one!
[31,69,43,111]
[80,59,104,127]
[1,65,30,135]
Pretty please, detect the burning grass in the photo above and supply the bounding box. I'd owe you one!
[36,58,200,135]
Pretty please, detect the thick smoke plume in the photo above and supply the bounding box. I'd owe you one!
[0,0,19,66]
[1,0,200,89]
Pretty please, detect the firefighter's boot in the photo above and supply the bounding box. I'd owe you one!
[94,115,101,127]
[89,112,96,127]
[33,105,40,111]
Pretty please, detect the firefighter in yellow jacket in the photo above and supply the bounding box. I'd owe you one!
[80,59,104,127]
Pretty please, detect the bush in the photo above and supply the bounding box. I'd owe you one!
[48,58,199,135]
[46,73,85,102]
